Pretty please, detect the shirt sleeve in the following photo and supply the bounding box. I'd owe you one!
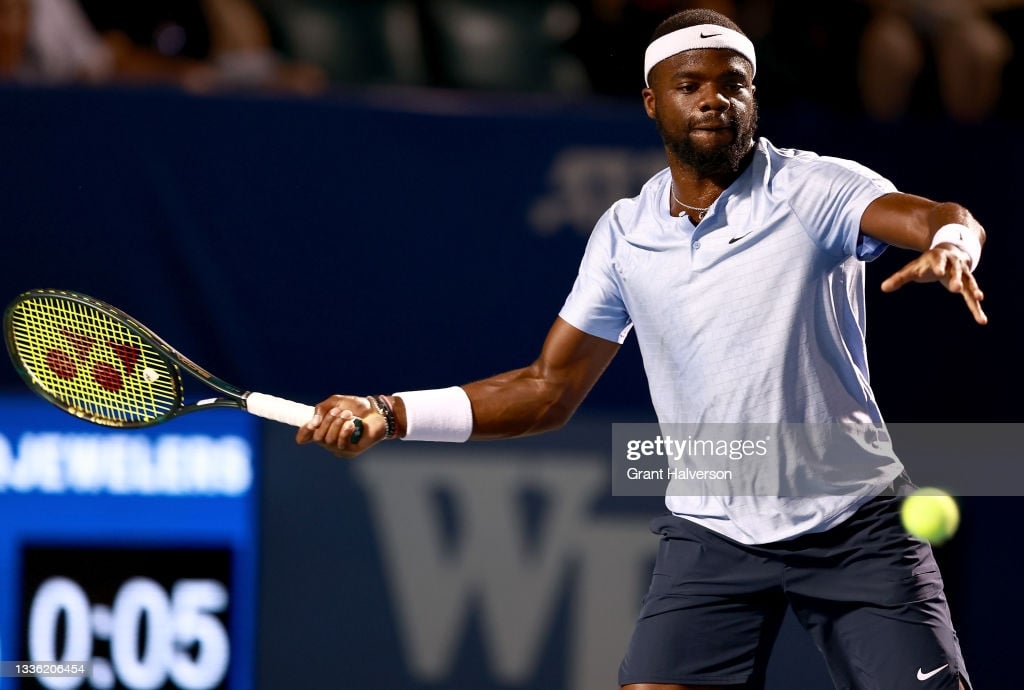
[786,156,897,262]
[558,209,633,344]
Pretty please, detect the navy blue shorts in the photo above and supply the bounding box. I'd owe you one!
[618,492,971,689]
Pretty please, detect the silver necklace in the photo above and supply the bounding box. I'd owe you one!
[671,184,710,220]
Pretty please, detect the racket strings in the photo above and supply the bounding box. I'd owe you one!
[8,296,181,425]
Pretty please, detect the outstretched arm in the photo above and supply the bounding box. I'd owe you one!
[295,317,620,457]
[860,192,987,324]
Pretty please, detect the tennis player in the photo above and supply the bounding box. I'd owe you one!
[297,8,984,689]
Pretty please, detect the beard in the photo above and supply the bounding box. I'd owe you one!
[659,100,759,177]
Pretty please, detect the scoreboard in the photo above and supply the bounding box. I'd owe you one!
[0,396,257,690]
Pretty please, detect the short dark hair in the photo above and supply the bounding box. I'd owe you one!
[651,8,746,43]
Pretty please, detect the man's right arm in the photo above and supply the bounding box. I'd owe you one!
[296,317,620,457]
[461,316,620,440]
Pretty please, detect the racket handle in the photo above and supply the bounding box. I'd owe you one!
[245,392,316,427]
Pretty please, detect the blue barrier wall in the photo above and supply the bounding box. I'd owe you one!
[1,83,1022,689]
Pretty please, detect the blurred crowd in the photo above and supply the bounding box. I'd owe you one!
[1,0,1022,121]
[0,0,327,94]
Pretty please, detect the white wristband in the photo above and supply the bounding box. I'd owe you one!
[394,386,474,442]
[930,223,981,271]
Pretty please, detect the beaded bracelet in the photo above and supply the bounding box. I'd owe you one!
[368,394,397,440]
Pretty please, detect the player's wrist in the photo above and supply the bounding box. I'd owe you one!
[367,394,398,440]
[391,387,473,442]
[382,395,407,439]
[930,223,981,271]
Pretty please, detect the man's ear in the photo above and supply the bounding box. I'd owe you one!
[643,88,656,120]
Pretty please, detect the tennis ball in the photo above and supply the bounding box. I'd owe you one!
[901,488,960,545]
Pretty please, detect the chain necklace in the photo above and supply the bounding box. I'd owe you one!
[671,184,710,221]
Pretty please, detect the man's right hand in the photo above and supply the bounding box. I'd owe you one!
[295,395,388,458]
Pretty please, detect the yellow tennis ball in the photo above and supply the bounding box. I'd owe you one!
[901,488,960,545]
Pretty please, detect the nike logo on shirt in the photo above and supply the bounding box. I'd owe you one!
[728,232,752,244]
[917,664,949,681]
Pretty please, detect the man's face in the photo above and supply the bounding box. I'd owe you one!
[0,0,29,76]
[643,49,757,177]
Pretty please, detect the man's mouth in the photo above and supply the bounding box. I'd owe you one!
[691,126,735,137]
[692,121,734,131]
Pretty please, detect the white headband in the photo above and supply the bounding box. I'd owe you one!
[644,24,757,86]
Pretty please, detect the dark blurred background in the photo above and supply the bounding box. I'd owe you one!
[1,1,1022,689]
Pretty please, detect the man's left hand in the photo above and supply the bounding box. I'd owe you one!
[880,244,987,325]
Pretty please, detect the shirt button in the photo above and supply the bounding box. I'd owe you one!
[693,241,701,249]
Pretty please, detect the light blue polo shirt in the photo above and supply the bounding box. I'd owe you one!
[560,137,906,544]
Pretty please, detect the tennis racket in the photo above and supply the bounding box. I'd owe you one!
[3,288,339,432]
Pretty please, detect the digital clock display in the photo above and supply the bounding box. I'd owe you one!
[18,547,231,690]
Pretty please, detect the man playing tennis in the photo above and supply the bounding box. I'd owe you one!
[297,8,984,689]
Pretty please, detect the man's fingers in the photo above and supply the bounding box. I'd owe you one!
[881,252,988,324]
[945,268,963,294]
[959,273,988,325]
[961,270,984,302]
[296,408,327,444]
[965,294,988,325]
[881,264,921,292]
[961,288,988,325]
[880,273,904,293]
[944,262,988,325]
[309,407,343,443]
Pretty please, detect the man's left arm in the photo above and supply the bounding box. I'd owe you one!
[860,192,988,325]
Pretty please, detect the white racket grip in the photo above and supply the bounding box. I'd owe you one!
[245,392,316,427]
